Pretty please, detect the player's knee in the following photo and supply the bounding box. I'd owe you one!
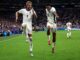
[47,26,50,29]
[28,34,32,37]
[22,26,26,30]
[52,28,56,33]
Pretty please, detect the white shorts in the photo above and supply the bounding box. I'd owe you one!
[47,22,57,29]
[22,23,32,34]
[67,27,71,31]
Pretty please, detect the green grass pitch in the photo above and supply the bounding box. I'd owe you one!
[0,30,80,60]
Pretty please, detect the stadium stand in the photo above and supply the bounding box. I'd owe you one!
[0,0,80,36]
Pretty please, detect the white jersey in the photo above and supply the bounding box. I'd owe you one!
[46,7,56,23]
[66,22,72,29]
[18,8,36,24]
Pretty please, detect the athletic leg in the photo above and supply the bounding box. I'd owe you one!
[47,26,51,45]
[51,23,57,53]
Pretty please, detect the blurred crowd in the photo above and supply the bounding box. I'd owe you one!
[0,7,80,36]
[0,18,22,36]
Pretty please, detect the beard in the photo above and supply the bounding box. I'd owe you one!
[26,7,32,11]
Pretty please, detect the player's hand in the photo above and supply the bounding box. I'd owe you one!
[56,15,59,18]
[32,8,37,18]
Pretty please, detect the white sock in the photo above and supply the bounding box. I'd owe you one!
[67,33,69,38]
[30,44,33,52]
[69,32,71,37]
[29,37,33,52]
[29,38,33,57]
[26,35,29,40]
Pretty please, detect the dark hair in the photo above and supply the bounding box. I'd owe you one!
[46,3,51,6]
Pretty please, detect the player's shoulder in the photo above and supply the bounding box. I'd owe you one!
[50,7,56,12]
[45,8,47,11]
[20,8,26,11]
[45,8,47,10]
[21,8,26,10]
[18,8,26,14]
[52,7,56,9]
[51,7,56,10]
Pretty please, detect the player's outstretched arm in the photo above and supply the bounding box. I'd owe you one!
[15,11,19,22]
[53,11,59,23]
[53,11,59,18]
[32,8,37,18]
[34,12,37,18]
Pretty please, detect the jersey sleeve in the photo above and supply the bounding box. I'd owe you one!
[50,7,56,13]
[18,9,23,14]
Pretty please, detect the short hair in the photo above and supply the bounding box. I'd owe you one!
[26,1,32,5]
[46,3,51,6]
